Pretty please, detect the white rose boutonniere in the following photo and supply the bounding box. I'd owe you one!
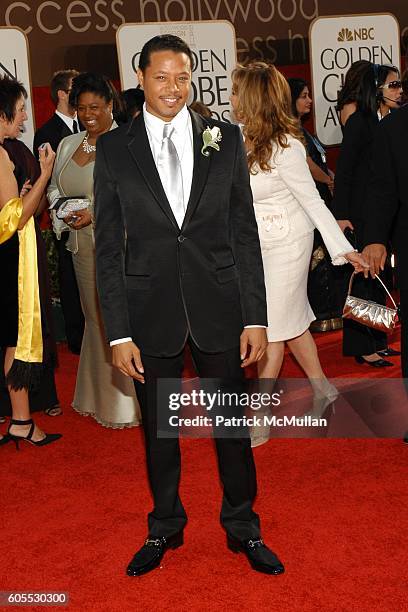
[201,126,222,157]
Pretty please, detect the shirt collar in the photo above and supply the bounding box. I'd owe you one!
[55,110,77,123]
[143,103,189,139]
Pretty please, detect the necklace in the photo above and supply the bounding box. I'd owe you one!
[82,134,96,154]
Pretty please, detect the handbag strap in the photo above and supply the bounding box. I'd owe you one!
[347,272,398,310]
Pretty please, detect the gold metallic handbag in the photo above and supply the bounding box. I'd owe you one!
[342,272,399,333]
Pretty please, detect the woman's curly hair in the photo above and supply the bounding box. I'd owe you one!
[232,61,304,173]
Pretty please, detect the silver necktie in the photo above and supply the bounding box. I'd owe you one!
[158,123,184,227]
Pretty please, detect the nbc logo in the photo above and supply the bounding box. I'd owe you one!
[337,28,353,42]
[337,27,375,42]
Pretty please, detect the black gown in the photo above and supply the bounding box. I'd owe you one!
[0,139,59,414]
[303,128,344,326]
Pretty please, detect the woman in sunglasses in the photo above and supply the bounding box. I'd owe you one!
[377,65,403,118]
[332,63,401,368]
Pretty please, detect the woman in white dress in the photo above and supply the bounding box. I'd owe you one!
[229,62,368,408]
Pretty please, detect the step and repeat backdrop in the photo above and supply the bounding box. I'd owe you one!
[1,0,407,88]
[0,0,406,146]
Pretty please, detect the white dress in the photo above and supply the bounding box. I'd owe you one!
[250,136,354,342]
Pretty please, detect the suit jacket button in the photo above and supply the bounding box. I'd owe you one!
[178,235,186,243]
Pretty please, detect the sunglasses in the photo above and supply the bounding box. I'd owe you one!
[380,80,402,90]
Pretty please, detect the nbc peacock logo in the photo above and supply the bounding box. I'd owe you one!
[337,28,353,42]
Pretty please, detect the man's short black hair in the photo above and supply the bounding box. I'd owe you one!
[138,34,193,73]
[0,75,27,122]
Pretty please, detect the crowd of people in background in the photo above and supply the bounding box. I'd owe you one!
[0,49,406,448]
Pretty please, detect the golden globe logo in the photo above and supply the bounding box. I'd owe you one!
[337,27,375,42]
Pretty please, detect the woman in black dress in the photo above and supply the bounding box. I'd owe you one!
[332,63,401,366]
[0,75,61,446]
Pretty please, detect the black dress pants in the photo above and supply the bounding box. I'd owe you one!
[133,339,260,541]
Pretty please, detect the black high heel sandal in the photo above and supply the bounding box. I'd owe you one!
[8,418,62,449]
[0,434,12,447]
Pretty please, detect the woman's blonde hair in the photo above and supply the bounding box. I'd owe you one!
[232,61,303,173]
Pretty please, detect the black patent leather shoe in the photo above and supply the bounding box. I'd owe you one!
[377,348,401,357]
[126,532,183,576]
[354,356,393,368]
[227,536,284,575]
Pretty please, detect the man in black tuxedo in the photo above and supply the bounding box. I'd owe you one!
[363,105,408,380]
[34,70,84,354]
[94,35,284,576]
[34,69,80,154]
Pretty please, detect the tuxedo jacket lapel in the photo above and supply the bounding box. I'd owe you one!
[53,113,73,138]
[127,111,212,231]
[127,116,179,230]
[181,110,211,230]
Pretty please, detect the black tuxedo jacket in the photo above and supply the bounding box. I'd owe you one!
[33,113,80,158]
[364,105,408,289]
[94,110,267,356]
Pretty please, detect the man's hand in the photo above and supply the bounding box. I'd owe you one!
[361,243,387,279]
[338,219,354,232]
[240,328,268,368]
[112,341,145,383]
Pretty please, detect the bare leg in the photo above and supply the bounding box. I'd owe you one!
[257,341,285,379]
[287,330,325,379]
[4,347,46,442]
[287,330,337,398]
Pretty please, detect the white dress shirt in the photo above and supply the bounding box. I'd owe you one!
[143,102,193,217]
[55,110,78,133]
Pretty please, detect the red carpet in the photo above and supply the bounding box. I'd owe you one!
[1,330,407,612]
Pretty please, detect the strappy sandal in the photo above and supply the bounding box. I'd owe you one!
[8,418,62,448]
